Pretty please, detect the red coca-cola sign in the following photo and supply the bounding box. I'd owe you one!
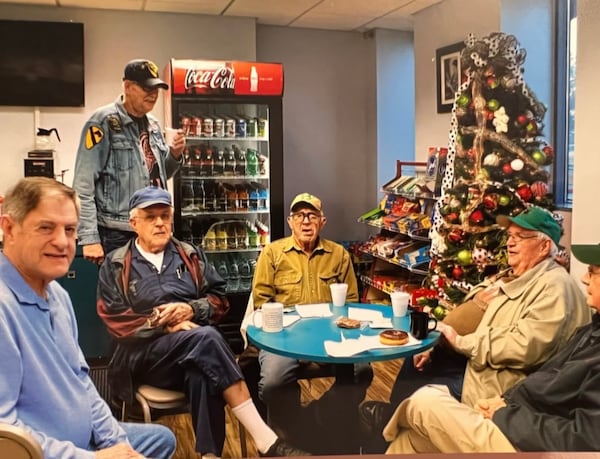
[168,59,284,97]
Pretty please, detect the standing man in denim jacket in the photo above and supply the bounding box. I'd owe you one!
[73,59,185,265]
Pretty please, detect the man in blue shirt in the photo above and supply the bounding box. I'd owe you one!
[0,177,176,459]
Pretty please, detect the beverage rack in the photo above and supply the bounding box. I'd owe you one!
[357,158,443,303]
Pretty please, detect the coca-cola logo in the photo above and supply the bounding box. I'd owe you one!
[184,66,235,91]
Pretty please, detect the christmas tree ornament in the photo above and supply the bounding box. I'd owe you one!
[531,150,546,165]
[530,181,548,197]
[510,158,524,171]
[483,152,501,167]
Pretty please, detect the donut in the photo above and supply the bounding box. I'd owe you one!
[379,329,409,346]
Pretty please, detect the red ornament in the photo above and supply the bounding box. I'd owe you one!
[502,163,513,175]
[452,265,464,280]
[543,145,555,162]
[447,212,460,224]
[483,194,498,210]
[469,209,484,224]
[437,277,446,288]
[516,185,533,202]
[447,229,465,244]
[530,181,548,197]
[516,114,528,126]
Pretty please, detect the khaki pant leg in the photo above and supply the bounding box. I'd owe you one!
[384,384,516,453]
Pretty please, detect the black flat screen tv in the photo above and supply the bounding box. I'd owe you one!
[0,19,84,107]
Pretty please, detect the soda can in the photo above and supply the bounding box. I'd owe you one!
[202,117,213,137]
[180,115,191,135]
[247,117,258,138]
[225,117,236,137]
[235,116,247,138]
[214,117,225,137]
[257,118,267,138]
[190,116,202,136]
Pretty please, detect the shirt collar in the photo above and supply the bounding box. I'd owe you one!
[0,253,50,311]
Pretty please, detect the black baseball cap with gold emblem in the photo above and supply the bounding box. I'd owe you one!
[123,59,168,90]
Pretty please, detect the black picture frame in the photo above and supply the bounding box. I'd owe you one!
[436,41,465,113]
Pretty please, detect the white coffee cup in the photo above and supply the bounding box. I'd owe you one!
[164,127,178,147]
[254,302,284,333]
[330,283,348,307]
[390,291,410,317]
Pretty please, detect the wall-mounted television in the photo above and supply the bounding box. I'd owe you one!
[0,20,84,107]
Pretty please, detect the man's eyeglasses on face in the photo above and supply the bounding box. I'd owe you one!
[587,266,600,277]
[290,211,321,223]
[507,231,539,243]
[136,211,172,224]
[133,82,158,93]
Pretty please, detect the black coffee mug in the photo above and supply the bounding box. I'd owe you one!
[410,311,437,339]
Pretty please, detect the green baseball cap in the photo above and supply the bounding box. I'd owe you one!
[572,244,600,266]
[497,205,562,245]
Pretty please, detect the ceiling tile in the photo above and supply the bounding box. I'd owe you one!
[225,0,320,26]
[60,0,144,10]
[0,0,54,4]
[145,0,230,14]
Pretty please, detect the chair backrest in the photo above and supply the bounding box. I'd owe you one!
[0,423,43,459]
[239,293,255,349]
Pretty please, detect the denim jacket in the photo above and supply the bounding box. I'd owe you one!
[72,96,181,245]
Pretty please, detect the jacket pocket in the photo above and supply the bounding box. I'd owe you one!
[273,272,302,305]
[110,137,135,171]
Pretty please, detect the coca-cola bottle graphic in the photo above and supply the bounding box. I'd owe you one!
[250,66,258,93]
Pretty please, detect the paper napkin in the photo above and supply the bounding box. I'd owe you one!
[295,303,333,318]
[324,334,422,357]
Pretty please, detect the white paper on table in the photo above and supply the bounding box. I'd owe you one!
[295,303,333,318]
[348,307,384,322]
[368,319,394,329]
[324,334,422,357]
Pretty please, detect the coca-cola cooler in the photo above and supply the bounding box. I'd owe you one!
[164,59,284,352]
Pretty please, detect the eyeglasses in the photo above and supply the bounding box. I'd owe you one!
[290,211,321,223]
[135,211,173,224]
[132,82,158,93]
[587,266,600,277]
[507,231,540,243]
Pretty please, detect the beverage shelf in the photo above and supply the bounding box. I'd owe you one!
[185,135,268,142]
[204,247,262,254]
[182,209,269,217]
[181,174,269,181]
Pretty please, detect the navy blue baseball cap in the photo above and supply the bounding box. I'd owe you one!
[123,59,168,90]
[129,187,172,210]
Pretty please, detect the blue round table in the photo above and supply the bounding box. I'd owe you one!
[247,302,440,364]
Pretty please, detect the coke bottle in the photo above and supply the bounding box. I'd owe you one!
[200,147,214,176]
[235,145,247,176]
[224,148,236,176]
[214,149,225,176]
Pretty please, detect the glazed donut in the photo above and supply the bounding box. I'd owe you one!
[379,329,409,346]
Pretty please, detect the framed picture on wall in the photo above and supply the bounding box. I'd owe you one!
[436,41,465,113]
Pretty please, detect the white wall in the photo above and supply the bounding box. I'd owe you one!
[570,0,600,280]
[0,4,256,189]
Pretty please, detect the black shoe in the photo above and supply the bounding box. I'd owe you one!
[358,400,394,436]
[261,438,311,457]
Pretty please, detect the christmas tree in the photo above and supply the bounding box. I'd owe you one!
[427,33,558,315]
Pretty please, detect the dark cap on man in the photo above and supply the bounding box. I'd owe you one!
[129,187,172,210]
[290,192,322,213]
[123,59,168,90]
[496,205,562,246]
[572,244,600,266]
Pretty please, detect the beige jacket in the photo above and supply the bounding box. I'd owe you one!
[455,258,590,407]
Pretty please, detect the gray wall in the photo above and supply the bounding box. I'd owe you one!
[256,26,374,241]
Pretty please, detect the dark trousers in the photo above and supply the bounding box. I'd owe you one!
[98,226,136,255]
[122,326,244,455]
[389,346,467,405]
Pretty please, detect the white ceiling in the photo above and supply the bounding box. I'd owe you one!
[0,0,443,32]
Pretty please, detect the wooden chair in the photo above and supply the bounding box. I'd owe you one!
[0,423,43,459]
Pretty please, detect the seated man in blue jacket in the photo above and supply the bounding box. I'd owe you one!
[382,242,600,453]
[97,186,308,458]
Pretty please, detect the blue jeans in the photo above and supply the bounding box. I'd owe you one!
[121,422,176,459]
[98,226,136,255]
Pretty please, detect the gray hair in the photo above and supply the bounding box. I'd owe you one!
[3,177,80,223]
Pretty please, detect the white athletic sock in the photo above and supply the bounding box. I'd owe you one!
[231,398,278,453]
